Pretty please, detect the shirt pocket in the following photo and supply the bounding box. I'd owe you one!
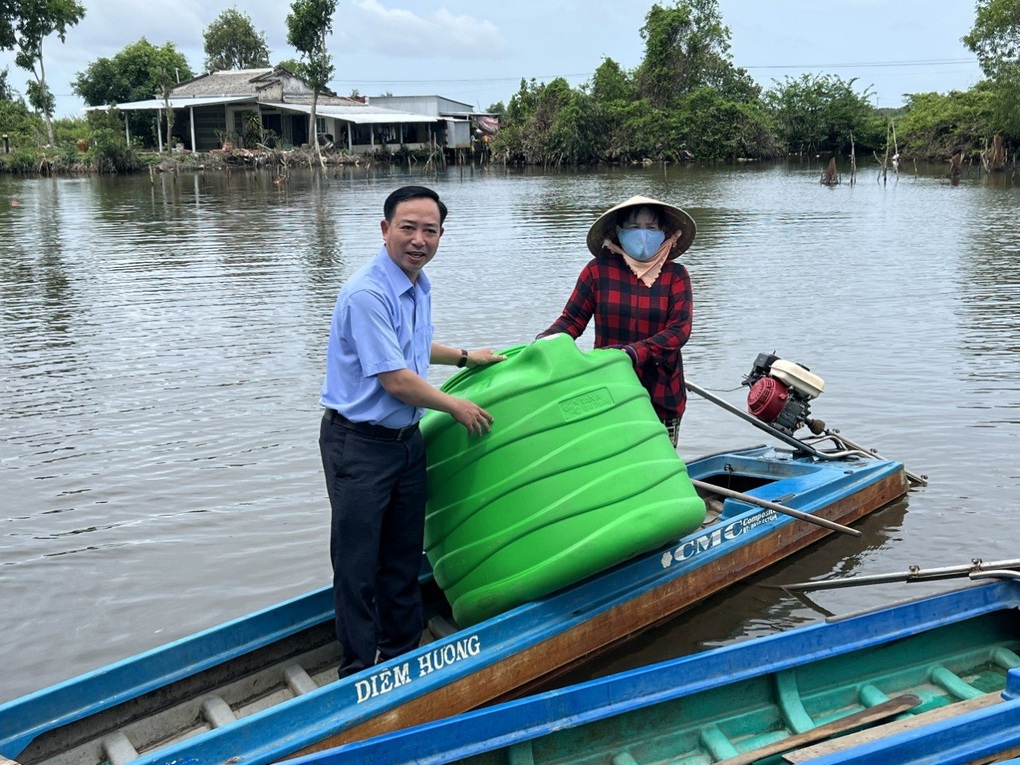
[414,322,435,376]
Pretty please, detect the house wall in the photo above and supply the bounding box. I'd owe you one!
[445,120,472,149]
[258,83,284,102]
[437,97,475,114]
[183,106,226,151]
[276,73,315,96]
[369,96,440,117]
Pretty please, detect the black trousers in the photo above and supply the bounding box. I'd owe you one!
[319,413,427,678]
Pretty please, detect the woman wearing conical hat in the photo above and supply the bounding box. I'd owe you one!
[538,195,696,447]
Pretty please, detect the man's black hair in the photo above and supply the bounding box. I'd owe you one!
[384,186,448,224]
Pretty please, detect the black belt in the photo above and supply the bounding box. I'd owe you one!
[325,410,420,441]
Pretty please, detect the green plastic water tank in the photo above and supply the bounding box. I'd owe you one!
[420,333,706,627]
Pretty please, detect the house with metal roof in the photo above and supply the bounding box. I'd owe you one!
[96,67,479,155]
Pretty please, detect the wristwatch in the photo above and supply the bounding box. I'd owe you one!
[457,349,469,368]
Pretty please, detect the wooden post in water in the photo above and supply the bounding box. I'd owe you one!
[849,131,857,186]
[950,150,963,185]
[820,157,838,186]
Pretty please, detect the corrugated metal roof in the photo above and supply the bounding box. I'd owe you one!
[84,96,254,111]
[85,95,453,125]
[278,102,441,124]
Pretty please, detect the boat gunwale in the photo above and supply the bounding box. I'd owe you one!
[0,448,908,765]
[283,579,1020,765]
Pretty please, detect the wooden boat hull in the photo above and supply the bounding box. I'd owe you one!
[0,446,909,765]
[284,580,1020,765]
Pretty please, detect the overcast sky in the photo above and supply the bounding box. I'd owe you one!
[0,0,985,118]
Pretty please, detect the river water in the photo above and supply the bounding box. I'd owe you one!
[2,161,1019,702]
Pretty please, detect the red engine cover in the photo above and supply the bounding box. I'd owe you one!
[747,377,790,423]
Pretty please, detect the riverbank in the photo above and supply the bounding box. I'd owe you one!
[0,142,457,176]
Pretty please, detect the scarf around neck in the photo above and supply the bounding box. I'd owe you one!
[603,230,681,287]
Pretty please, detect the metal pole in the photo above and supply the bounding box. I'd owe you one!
[818,428,927,486]
[685,381,856,460]
[774,558,1020,592]
[690,479,861,537]
[686,380,925,485]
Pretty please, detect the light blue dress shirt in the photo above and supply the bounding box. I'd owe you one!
[320,246,434,428]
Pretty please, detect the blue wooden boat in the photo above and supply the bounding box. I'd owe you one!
[3,343,918,765]
[280,579,1020,765]
[0,440,909,765]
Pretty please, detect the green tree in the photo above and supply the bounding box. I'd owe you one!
[6,0,85,145]
[286,0,336,161]
[962,0,1020,136]
[203,7,270,72]
[611,98,685,162]
[492,77,592,165]
[896,86,994,160]
[0,66,15,101]
[72,39,193,148]
[963,0,1020,68]
[636,0,735,109]
[591,57,635,104]
[73,38,192,106]
[547,88,609,165]
[0,69,40,150]
[682,87,776,160]
[765,74,879,155]
[1,3,15,49]
[275,58,303,74]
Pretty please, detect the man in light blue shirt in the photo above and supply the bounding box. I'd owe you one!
[319,185,505,679]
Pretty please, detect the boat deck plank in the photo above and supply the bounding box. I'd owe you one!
[783,692,1004,762]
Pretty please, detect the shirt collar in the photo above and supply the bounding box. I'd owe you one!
[376,245,431,297]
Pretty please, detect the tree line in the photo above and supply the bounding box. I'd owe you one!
[2,0,1019,173]
[0,0,336,171]
[490,0,1020,167]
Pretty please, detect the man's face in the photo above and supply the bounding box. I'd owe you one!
[381,197,444,281]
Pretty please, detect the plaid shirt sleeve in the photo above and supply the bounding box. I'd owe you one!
[541,257,692,419]
[539,260,598,339]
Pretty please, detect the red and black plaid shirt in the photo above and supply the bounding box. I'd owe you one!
[542,254,693,419]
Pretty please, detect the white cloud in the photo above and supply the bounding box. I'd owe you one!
[339,0,506,60]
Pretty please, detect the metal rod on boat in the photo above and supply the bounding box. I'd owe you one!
[685,381,856,461]
[690,479,862,538]
[772,558,1020,592]
[971,569,1020,581]
[685,379,927,486]
[817,428,928,486]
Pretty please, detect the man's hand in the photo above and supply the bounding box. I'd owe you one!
[450,398,495,436]
[465,348,507,368]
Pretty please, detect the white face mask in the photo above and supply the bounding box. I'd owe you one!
[617,228,666,261]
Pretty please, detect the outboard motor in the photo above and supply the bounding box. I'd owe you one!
[743,353,826,436]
